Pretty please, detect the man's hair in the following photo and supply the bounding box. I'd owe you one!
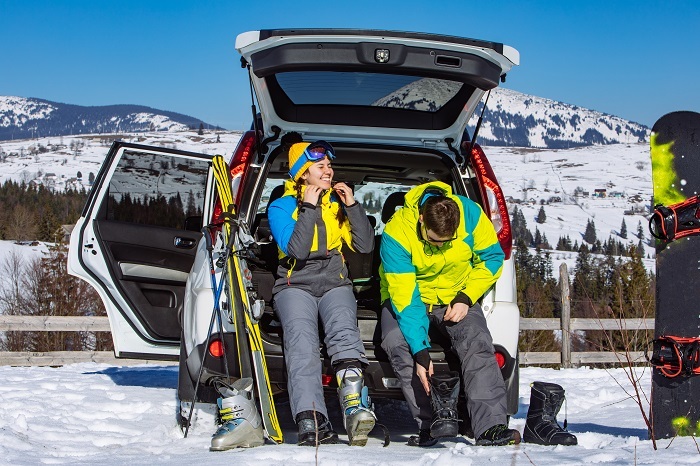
[421,195,460,237]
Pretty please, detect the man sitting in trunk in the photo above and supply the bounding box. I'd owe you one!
[378,181,519,447]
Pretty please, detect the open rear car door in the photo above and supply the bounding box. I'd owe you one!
[68,142,215,359]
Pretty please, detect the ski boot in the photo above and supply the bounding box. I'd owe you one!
[523,381,577,446]
[337,367,376,446]
[476,424,521,446]
[429,371,460,438]
[296,410,339,446]
[210,378,264,451]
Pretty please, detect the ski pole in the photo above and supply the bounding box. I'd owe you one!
[183,226,229,438]
[207,227,232,384]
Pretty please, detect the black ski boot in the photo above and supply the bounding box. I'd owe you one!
[476,424,521,446]
[523,381,577,446]
[429,371,461,438]
[296,410,339,446]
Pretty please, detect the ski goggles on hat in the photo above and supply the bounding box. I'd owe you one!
[288,140,336,178]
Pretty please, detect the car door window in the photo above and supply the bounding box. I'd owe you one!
[106,150,209,230]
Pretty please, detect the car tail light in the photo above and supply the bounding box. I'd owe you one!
[229,130,257,205]
[321,374,333,386]
[209,130,258,228]
[494,350,506,369]
[208,339,225,358]
[469,143,512,259]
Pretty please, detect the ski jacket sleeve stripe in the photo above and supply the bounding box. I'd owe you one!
[380,229,430,355]
[458,196,505,304]
[267,196,297,256]
[268,196,317,258]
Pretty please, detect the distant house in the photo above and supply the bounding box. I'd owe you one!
[65,177,82,191]
[43,173,58,189]
[609,191,624,198]
[592,188,607,198]
[58,224,74,243]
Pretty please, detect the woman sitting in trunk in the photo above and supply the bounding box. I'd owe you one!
[267,136,376,447]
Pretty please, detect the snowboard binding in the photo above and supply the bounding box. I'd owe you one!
[649,195,700,242]
[647,335,700,378]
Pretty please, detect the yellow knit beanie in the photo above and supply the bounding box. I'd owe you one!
[287,142,313,182]
[287,141,335,181]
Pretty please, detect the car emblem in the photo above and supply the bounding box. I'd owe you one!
[375,49,390,63]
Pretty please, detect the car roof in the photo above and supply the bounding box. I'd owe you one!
[236,29,519,150]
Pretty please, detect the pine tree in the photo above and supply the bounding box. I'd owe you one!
[198,123,204,135]
[536,206,547,224]
[534,228,542,248]
[583,219,597,244]
[620,219,627,239]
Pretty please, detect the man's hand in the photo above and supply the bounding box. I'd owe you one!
[416,360,434,395]
[444,302,469,323]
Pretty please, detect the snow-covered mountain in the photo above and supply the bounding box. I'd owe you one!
[468,88,650,149]
[2,89,649,148]
[0,96,220,141]
[0,129,656,274]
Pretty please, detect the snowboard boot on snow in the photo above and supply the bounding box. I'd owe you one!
[296,410,339,446]
[337,367,376,446]
[523,381,577,446]
[210,378,264,451]
[429,371,461,438]
[476,424,521,446]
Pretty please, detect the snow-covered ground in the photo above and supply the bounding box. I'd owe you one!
[2,363,692,465]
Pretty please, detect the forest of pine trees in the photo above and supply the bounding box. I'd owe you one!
[512,206,655,356]
[0,183,656,356]
[0,180,88,242]
[0,182,110,352]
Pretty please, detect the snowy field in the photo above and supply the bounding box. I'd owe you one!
[2,363,696,465]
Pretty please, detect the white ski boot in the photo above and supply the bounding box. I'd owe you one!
[337,367,376,446]
[210,378,264,451]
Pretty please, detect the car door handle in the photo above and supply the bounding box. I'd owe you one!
[174,237,197,249]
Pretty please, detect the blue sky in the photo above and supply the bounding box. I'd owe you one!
[1,0,698,129]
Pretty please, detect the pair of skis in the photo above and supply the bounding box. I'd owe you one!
[211,154,283,444]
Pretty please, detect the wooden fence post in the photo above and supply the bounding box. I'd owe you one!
[560,263,572,368]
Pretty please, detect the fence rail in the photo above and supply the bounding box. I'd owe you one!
[0,264,654,367]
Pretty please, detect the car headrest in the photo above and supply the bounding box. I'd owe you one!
[381,192,406,224]
[265,184,286,214]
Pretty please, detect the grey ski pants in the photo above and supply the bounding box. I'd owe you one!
[380,301,507,438]
[273,286,368,419]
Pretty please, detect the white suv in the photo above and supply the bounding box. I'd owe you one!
[68,29,521,423]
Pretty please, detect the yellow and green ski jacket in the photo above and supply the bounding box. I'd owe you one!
[379,181,504,355]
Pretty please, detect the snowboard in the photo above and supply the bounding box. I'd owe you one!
[650,111,700,439]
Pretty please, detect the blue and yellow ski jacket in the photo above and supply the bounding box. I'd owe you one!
[268,179,374,297]
[379,181,505,355]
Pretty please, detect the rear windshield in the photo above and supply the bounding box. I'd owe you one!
[276,71,463,112]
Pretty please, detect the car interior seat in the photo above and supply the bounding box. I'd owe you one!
[381,191,406,225]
